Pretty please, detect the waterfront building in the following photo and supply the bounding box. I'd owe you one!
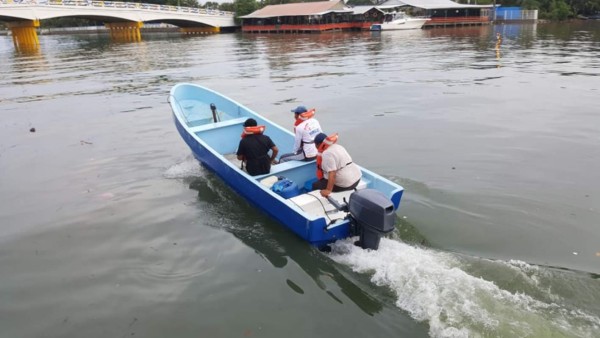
[240,0,376,33]
[495,7,539,22]
[239,0,532,33]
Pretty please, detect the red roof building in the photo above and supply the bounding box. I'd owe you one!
[240,1,376,33]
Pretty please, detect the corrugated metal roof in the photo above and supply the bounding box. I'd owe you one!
[240,0,349,19]
[379,0,492,9]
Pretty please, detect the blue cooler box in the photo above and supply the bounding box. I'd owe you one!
[303,178,318,192]
[272,178,300,199]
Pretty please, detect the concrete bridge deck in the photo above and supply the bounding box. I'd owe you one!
[0,0,236,27]
[1,0,237,50]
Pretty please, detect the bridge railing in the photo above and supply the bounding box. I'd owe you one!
[0,0,234,16]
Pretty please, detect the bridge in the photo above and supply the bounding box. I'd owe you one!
[0,0,237,50]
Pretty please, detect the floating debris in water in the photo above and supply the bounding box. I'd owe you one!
[99,192,115,199]
[572,252,578,255]
[29,127,36,132]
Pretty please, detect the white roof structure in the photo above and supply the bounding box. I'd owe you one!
[378,0,492,9]
[240,1,352,19]
[349,6,384,15]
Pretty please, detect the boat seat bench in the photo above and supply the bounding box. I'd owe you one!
[254,160,315,181]
[188,117,248,134]
[287,179,370,222]
[190,117,249,154]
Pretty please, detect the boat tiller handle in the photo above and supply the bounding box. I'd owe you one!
[327,196,348,212]
[210,103,218,123]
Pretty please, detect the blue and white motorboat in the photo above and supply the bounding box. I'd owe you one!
[168,83,404,250]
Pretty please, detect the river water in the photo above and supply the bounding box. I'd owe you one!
[1,22,599,337]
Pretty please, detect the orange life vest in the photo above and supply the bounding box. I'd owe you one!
[294,108,316,127]
[241,125,266,138]
[315,133,338,180]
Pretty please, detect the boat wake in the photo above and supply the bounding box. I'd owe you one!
[163,155,204,179]
[165,159,600,337]
[329,238,600,338]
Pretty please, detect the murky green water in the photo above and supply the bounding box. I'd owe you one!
[1,22,599,337]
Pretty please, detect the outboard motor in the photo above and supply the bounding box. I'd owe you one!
[347,189,396,250]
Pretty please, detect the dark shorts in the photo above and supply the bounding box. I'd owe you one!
[311,178,360,192]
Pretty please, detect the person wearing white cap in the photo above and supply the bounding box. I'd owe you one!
[278,105,322,163]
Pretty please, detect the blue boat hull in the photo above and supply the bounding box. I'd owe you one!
[169,83,403,248]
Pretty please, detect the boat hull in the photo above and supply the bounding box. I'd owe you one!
[169,83,403,248]
[173,115,351,247]
[370,18,428,31]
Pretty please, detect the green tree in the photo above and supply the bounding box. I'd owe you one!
[346,0,376,5]
[165,0,199,7]
[521,0,541,10]
[219,2,236,11]
[567,0,600,15]
[260,0,323,6]
[43,17,101,27]
[234,0,258,19]
[130,0,169,4]
[200,1,220,8]
[548,0,573,18]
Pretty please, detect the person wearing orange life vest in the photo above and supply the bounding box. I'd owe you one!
[278,105,322,163]
[237,118,278,176]
[311,133,362,198]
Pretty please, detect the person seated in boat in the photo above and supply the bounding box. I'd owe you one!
[278,105,322,163]
[311,133,362,198]
[237,118,279,176]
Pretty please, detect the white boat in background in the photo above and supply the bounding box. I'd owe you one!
[370,11,428,31]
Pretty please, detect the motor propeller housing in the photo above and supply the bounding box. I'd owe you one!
[347,189,396,250]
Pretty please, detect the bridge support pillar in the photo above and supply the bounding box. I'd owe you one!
[8,20,40,51]
[180,27,220,35]
[105,21,143,42]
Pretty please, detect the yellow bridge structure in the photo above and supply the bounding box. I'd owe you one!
[0,0,236,51]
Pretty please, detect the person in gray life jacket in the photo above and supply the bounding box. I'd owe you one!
[278,106,322,163]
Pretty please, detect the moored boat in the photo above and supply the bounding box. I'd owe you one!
[370,11,428,31]
[168,83,404,250]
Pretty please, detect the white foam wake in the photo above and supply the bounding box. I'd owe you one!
[163,156,204,179]
[330,238,600,338]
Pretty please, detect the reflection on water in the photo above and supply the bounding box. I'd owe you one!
[9,49,48,80]
[537,20,600,42]
[14,44,42,57]
[186,168,600,337]
[188,174,384,316]
[239,32,387,76]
